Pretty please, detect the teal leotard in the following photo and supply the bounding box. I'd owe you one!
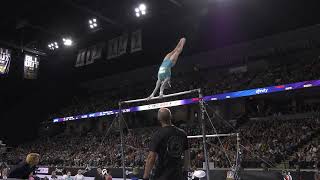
[158,59,173,81]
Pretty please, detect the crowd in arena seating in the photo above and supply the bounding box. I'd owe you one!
[249,58,320,88]
[9,56,320,170]
[8,111,320,169]
[290,134,320,168]
[7,129,152,168]
[240,117,319,168]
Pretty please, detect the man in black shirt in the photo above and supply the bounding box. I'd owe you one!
[143,108,190,180]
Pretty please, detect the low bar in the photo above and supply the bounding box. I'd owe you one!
[120,88,200,104]
[188,133,238,139]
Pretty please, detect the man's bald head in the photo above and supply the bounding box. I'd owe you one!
[158,108,172,124]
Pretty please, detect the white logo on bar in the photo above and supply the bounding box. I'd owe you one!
[256,88,268,94]
[122,109,130,113]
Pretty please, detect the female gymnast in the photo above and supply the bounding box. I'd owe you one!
[147,37,186,99]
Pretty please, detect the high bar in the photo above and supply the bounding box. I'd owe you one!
[120,88,200,105]
[187,133,238,139]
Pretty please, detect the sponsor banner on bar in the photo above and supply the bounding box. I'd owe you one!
[137,100,184,111]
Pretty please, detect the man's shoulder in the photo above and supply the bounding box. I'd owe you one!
[154,126,187,138]
[174,126,187,136]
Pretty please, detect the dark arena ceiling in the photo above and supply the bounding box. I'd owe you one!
[1,0,320,60]
[0,0,319,86]
[0,0,210,53]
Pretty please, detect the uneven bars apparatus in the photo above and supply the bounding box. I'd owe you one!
[118,88,211,180]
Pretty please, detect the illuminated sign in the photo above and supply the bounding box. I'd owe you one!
[0,48,11,74]
[24,54,40,79]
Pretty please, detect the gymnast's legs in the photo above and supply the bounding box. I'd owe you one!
[149,79,162,100]
[159,77,171,98]
[165,37,186,66]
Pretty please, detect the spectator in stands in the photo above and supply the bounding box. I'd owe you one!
[50,171,58,180]
[74,170,84,180]
[62,169,68,180]
[65,171,73,180]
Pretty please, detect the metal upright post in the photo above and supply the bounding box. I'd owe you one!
[235,133,241,180]
[198,89,211,180]
[118,103,126,180]
[236,133,240,167]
